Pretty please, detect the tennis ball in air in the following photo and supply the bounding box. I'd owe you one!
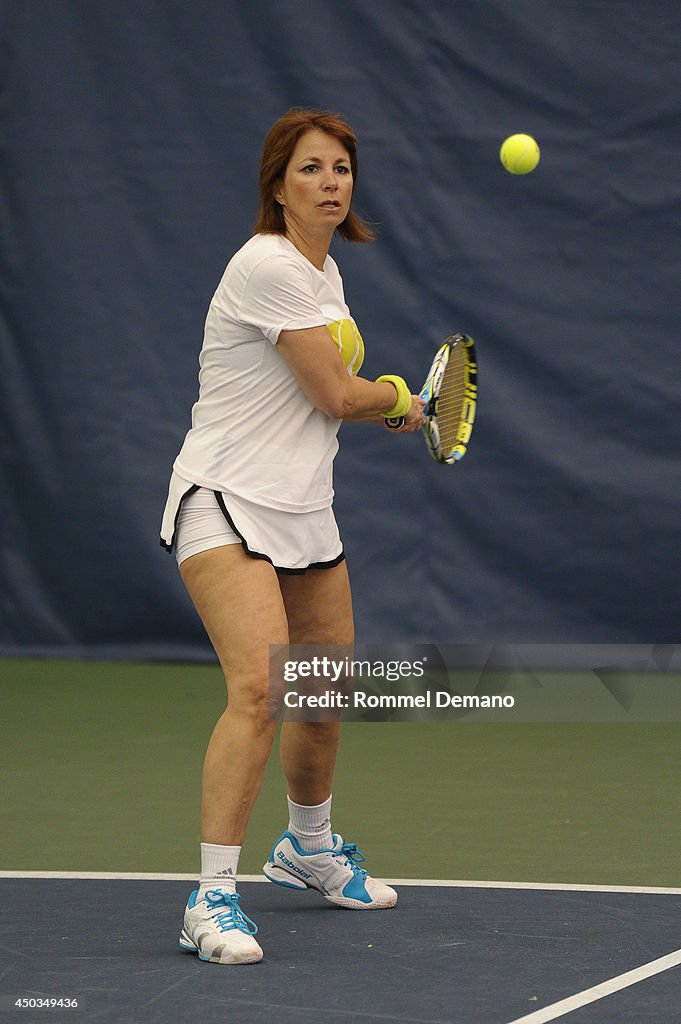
[500,134,540,174]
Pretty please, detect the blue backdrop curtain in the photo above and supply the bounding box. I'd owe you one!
[1,0,679,658]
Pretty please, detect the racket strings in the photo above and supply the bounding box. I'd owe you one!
[437,354,468,449]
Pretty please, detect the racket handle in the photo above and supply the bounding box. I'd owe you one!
[385,416,405,430]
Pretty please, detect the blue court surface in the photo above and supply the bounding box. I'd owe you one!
[2,877,680,1023]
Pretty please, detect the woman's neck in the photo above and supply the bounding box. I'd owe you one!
[283,221,332,271]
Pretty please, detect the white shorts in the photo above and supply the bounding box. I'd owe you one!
[160,473,344,574]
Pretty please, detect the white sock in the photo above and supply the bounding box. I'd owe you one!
[198,842,240,897]
[287,794,333,852]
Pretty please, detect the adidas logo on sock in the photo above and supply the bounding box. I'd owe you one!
[216,868,234,877]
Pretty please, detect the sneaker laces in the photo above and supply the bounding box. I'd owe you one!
[337,841,368,878]
[202,890,259,935]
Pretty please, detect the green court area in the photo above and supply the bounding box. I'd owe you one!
[2,658,680,886]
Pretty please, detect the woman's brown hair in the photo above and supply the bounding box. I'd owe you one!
[254,108,375,243]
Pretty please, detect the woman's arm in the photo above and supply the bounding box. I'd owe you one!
[277,325,423,427]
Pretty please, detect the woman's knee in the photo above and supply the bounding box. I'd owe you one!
[224,674,286,727]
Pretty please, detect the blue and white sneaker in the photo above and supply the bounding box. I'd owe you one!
[179,889,263,964]
[263,831,397,910]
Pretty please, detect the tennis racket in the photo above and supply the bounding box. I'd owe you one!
[387,333,478,464]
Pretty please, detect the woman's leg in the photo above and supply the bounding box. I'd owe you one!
[180,544,288,845]
[265,560,397,909]
[277,559,354,805]
[178,544,289,963]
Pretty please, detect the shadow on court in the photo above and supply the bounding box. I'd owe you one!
[2,880,680,1023]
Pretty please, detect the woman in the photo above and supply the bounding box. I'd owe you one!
[160,108,424,965]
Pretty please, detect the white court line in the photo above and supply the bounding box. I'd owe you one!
[505,947,681,1023]
[383,879,681,895]
[1,871,681,894]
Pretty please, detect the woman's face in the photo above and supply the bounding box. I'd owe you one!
[275,129,353,236]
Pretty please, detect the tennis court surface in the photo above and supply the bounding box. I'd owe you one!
[2,659,681,1022]
[2,877,681,1023]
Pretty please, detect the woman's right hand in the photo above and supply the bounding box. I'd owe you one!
[386,395,426,433]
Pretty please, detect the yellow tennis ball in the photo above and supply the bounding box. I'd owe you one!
[500,134,540,174]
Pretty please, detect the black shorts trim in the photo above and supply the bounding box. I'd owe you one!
[159,483,199,552]
[213,491,345,575]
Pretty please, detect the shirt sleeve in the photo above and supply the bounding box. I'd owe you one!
[238,253,326,345]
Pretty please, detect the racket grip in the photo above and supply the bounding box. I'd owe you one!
[385,416,405,430]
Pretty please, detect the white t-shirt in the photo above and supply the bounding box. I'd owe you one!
[173,233,365,511]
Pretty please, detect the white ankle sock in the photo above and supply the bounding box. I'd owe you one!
[198,842,240,896]
[287,794,333,852]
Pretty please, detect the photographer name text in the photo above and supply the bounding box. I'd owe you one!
[284,690,515,710]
